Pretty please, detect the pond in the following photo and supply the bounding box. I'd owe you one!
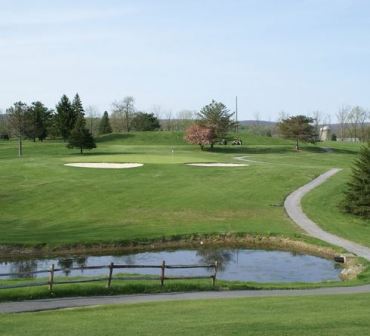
[0,248,342,283]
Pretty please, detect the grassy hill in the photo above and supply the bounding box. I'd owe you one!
[0,132,367,248]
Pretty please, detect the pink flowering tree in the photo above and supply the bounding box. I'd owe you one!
[184,124,215,150]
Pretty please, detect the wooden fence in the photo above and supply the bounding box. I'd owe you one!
[0,260,218,291]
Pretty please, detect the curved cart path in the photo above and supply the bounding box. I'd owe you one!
[2,168,370,313]
[284,168,370,261]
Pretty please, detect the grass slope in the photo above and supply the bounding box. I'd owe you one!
[0,135,365,246]
[2,294,370,335]
[303,169,370,247]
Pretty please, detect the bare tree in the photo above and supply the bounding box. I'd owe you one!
[164,109,174,131]
[311,110,323,140]
[359,109,369,141]
[336,105,350,140]
[85,105,100,136]
[151,105,162,120]
[175,109,195,130]
[348,106,366,142]
[111,96,135,132]
[7,102,29,157]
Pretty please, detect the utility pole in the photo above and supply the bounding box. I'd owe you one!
[235,96,239,134]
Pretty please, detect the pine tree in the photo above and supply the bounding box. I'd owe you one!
[55,95,75,141]
[278,115,316,150]
[197,100,236,147]
[72,93,84,120]
[25,101,52,141]
[98,111,112,134]
[67,113,96,154]
[344,143,370,218]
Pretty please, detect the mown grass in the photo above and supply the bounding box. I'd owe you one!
[303,169,370,247]
[0,135,366,247]
[2,293,370,335]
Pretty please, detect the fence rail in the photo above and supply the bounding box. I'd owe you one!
[0,260,218,291]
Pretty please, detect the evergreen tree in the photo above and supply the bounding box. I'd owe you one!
[98,111,112,134]
[278,115,316,150]
[72,93,84,120]
[25,101,52,141]
[344,143,370,218]
[197,100,236,147]
[131,112,160,131]
[67,113,96,154]
[55,95,75,141]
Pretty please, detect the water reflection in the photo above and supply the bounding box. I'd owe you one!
[196,249,234,271]
[9,260,38,279]
[0,249,342,283]
[57,258,73,276]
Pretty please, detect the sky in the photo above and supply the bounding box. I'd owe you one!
[1,0,370,121]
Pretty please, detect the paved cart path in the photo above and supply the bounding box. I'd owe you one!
[284,168,370,261]
[1,285,370,313]
[2,168,370,313]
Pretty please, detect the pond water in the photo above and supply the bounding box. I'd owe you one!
[0,248,342,283]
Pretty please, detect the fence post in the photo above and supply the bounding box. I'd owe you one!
[48,264,55,292]
[107,262,114,288]
[212,261,218,287]
[160,260,166,287]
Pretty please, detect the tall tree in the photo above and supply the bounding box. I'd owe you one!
[111,96,135,132]
[55,95,76,141]
[278,115,316,150]
[344,143,370,218]
[85,105,100,136]
[72,93,84,120]
[336,105,350,141]
[6,101,29,157]
[0,112,9,139]
[25,101,52,141]
[98,111,113,134]
[131,112,160,131]
[197,100,236,147]
[67,113,96,154]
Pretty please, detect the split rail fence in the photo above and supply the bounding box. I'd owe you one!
[0,260,218,291]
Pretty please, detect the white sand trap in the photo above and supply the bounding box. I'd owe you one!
[64,163,143,169]
[186,163,248,167]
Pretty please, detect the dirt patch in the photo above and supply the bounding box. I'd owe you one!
[0,234,347,260]
[64,163,143,169]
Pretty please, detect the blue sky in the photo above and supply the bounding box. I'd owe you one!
[1,0,370,120]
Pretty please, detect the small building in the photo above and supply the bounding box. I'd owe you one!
[319,126,331,141]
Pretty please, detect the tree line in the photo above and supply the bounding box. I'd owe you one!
[335,105,370,142]
[3,94,97,156]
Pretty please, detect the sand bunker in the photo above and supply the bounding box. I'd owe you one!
[64,163,143,169]
[186,163,248,167]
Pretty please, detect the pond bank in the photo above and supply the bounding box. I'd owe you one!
[0,234,364,281]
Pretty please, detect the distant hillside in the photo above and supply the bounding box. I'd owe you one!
[239,120,276,126]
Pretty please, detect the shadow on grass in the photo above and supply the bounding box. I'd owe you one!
[66,151,139,157]
[328,148,359,155]
[209,146,293,154]
[209,145,359,155]
[96,133,135,143]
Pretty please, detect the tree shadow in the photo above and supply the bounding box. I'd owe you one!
[209,145,359,155]
[68,151,138,156]
[328,148,359,155]
[209,146,292,154]
[96,133,135,143]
